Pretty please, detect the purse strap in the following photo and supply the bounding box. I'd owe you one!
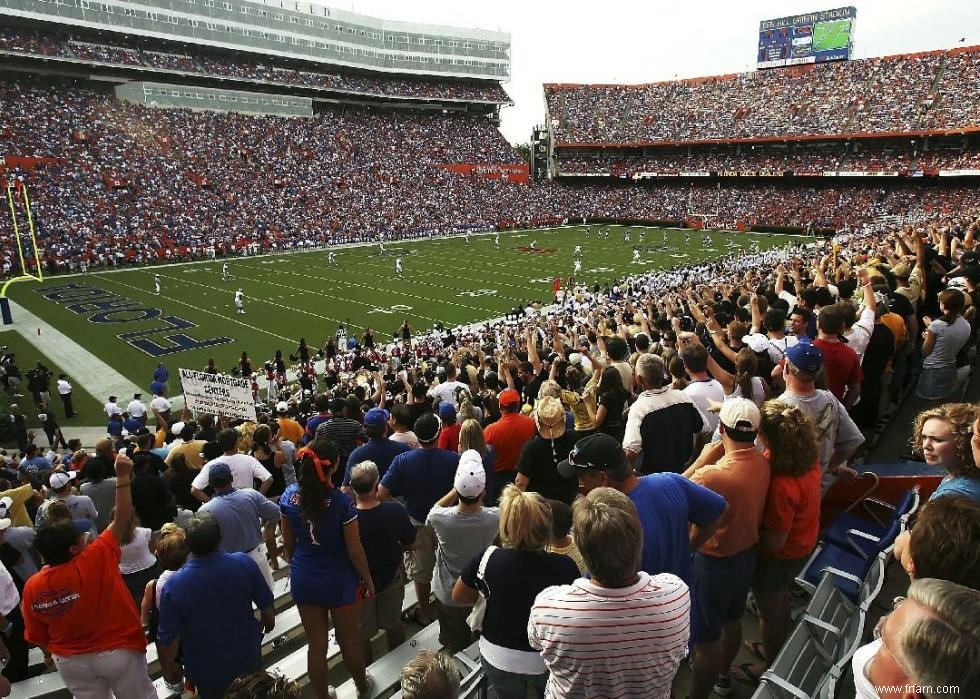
[475,545,497,594]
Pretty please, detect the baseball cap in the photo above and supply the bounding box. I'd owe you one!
[72,518,94,536]
[785,341,823,374]
[438,402,456,424]
[454,450,486,498]
[414,413,442,443]
[744,334,770,354]
[0,496,13,519]
[719,398,761,433]
[208,462,233,485]
[0,517,10,533]
[170,421,185,437]
[49,471,78,490]
[133,393,141,399]
[557,433,628,479]
[276,401,289,413]
[498,389,521,408]
[363,407,390,428]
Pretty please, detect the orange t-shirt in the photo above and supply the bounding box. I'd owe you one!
[762,464,822,560]
[484,412,538,473]
[278,417,304,445]
[22,529,147,657]
[691,447,771,557]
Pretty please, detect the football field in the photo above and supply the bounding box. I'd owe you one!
[8,226,804,393]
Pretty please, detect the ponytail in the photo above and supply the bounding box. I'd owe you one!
[296,438,339,522]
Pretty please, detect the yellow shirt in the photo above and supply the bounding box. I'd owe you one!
[165,440,208,469]
[0,483,36,528]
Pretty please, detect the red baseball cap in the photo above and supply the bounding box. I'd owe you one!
[498,389,521,407]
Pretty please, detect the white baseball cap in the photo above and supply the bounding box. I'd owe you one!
[454,450,486,499]
[276,401,289,413]
[719,398,761,433]
[49,471,78,490]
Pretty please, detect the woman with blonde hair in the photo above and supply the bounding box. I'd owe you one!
[458,418,497,504]
[736,400,821,687]
[914,402,980,502]
[452,486,578,699]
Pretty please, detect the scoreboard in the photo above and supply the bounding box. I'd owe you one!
[758,6,856,69]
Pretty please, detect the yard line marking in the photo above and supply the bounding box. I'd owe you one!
[92,274,298,343]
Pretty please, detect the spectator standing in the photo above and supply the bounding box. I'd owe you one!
[191,428,273,502]
[426,451,499,652]
[918,288,972,404]
[35,471,98,536]
[680,343,726,436]
[453,486,579,697]
[117,514,163,607]
[314,400,369,485]
[528,487,690,699]
[388,403,419,448]
[812,306,863,407]
[79,460,116,532]
[436,402,461,452]
[776,343,864,494]
[56,374,74,418]
[584,366,628,442]
[378,413,459,626]
[561,432,726,588]
[343,408,410,486]
[280,438,375,698]
[738,401,821,684]
[131,452,177,531]
[483,388,537,495]
[164,422,208,470]
[156,511,275,699]
[349,461,416,663]
[683,399,771,699]
[0,517,29,683]
[515,396,579,504]
[276,402,305,445]
[200,463,280,592]
[22,453,157,698]
[624,353,710,473]
[544,498,586,574]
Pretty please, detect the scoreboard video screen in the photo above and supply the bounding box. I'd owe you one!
[758,6,856,69]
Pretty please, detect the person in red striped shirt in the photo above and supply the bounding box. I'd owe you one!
[528,487,690,699]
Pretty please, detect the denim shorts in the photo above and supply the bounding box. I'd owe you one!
[916,365,957,400]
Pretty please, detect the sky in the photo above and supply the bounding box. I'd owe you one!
[338,0,979,144]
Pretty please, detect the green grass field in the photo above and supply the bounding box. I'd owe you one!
[8,226,804,391]
[813,19,852,52]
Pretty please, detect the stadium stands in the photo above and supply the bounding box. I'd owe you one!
[545,45,980,144]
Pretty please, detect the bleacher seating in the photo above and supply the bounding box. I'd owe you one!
[546,45,980,144]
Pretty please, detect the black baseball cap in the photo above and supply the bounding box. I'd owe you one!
[557,433,629,478]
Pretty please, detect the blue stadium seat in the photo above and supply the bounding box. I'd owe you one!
[821,487,919,556]
[796,543,874,602]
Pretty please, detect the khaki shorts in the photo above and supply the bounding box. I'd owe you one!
[359,567,406,640]
[404,522,436,584]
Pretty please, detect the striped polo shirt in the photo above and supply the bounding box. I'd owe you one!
[528,572,690,699]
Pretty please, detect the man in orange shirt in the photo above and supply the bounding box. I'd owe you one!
[483,389,537,502]
[683,398,771,699]
[275,401,304,445]
[21,453,156,698]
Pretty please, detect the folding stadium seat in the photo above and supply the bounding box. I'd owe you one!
[754,622,834,698]
[796,542,873,602]
[821,487,919,556]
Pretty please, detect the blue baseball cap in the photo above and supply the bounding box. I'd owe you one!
[363,407,390,428]
[438,402,457,424]
[208,462,233,485]
[786,341,823,374]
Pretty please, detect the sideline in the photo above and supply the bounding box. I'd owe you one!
[6,298,150,407]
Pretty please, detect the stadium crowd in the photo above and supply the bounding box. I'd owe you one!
[557,140,980,175]
[547,46,979,143]
[0,209,979,698]
[0,26,509,103]
[4,79,980,273]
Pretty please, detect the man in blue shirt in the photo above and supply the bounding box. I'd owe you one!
[343,407,411,487]
[152,363,169,395]
[199,463,280,592]
[559,433,727,586]
[156,511,275,699]
[378,413,457,626]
